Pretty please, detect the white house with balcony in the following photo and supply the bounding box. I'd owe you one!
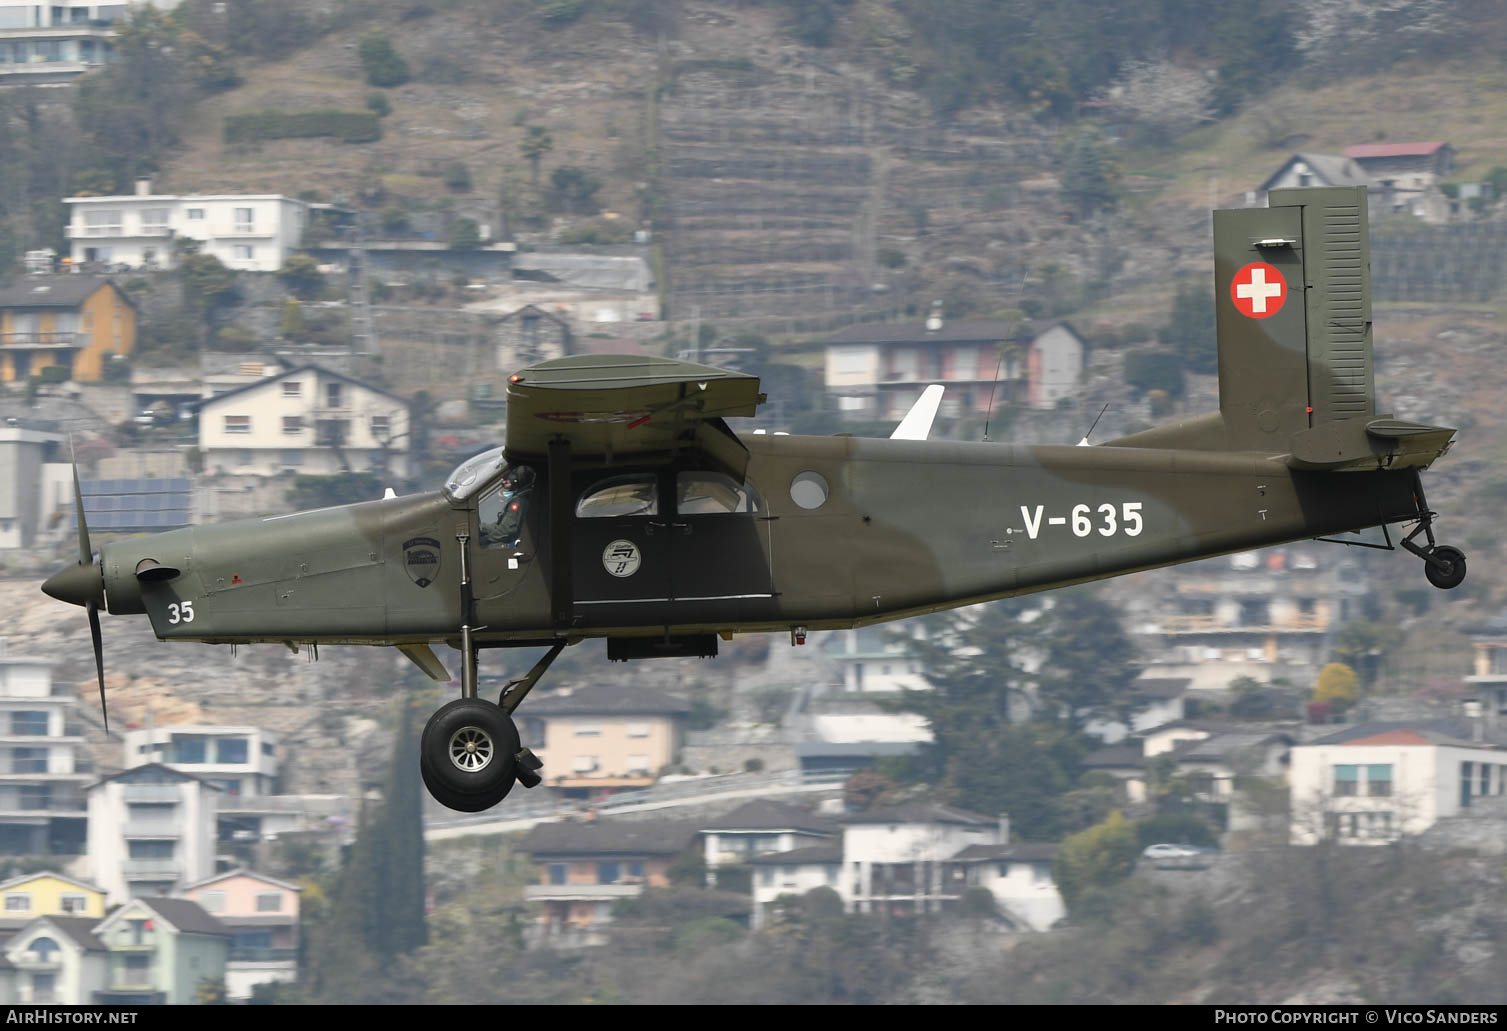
[1288,721,1507,845]
[123,725,279,799]
[197,364,411,478]
[750,804,1064,932]
[0,1,181,86]
[85,764,218,906]
[64,180,306,272]
[0,643,91,855]
[0,915,108,1005]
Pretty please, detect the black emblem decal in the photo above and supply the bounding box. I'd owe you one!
[403,537,441,588]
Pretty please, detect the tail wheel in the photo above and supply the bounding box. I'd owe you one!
[420,698,520,809]
[1425,546,1467,590]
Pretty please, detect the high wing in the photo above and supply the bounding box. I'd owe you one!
[503,354,766,478]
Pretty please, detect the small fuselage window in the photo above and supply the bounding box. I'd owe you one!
[676,471,762,515]
[577,475,658,518]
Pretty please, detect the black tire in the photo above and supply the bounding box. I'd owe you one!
[420,698,520,801]
[420,752,513,812]
[1425,546,1467,590]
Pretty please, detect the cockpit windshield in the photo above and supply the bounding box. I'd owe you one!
[443,446,506,502]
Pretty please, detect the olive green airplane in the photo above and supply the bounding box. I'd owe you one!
[40,185,1465,812]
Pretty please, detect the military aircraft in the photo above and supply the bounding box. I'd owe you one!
[40,185,1465,812]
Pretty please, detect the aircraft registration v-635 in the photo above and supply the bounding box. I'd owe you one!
[40,186,1465,811]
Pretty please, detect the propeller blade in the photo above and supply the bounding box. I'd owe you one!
[87,600,107,734]
[70,440,91,567]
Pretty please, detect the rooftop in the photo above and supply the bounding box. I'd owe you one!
[0,276,126,310]
[824,319,1018,345]
[1343,142,1448,159]
[701,800,837,836]
[519,819,700,857]
[519,684,691,717]
[748,844,844,866]
[1306,720,1507,750]
[839,803,996,827]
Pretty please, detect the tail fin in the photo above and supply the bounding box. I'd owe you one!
[1108,186,1452,468]
[1214,184,1375,449]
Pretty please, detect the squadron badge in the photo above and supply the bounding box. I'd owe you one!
[403,537,442,587]
[602,539,641,578]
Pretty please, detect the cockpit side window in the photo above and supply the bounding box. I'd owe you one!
[444,446,506,502]
[577,475,658,518]
[676,471,762,515]
[479,464,536,549]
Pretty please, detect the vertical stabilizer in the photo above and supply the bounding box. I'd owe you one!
[1213,186,1374,451]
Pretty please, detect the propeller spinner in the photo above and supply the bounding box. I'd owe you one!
[39,459,109,733]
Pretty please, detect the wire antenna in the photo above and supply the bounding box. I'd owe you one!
[1078,403,1110,446]
[981,351,1006,442]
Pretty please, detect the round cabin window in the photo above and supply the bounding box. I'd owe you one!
[789,471,829,510]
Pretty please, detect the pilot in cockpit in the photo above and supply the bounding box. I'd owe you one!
[482,464,535,548]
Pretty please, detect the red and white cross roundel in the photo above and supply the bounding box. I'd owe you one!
[1230,262,1287,319]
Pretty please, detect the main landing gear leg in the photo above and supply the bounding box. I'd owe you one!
[1399,471,1467,590]
[498,641,566,789]
[420,530,560,812]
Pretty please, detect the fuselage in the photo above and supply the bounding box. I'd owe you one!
[94,433,1419,649]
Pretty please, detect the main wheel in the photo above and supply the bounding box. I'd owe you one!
[420,752,514,812]
[420,698,520,806]
[1425,545,1467,590]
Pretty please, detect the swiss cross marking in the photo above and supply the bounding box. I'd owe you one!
[1231,262,1287,319]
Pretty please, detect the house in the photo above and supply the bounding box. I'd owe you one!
[821,625,930,695]
[1082,745,1149,803]
[179,869,299,1001]
[1344,142,1454,191]
[1,915,109,1004]
[1463,609,1507,732]
[1025,323,1086,409]
[196,364,411,478]
[91,897,228,1005]
[1257,153,1372,198]
[123,725,280,800]
[794,713,932,782]
[519,820,699,946]
[0,872,106,932]
[1288,720,1507,845]
[0,643,91,855]
[823,317,1085,420]
[514,685,689,794]
[64,180,307,272]
[123,724,301,843]
[374,302,574,407]
[0,276,136,383]
[1129,543,1368,693]
[0,421,65,551]
[749,803,1064,931]
[0,1,147,86]
[85,764,219,906]
[699,800,838,887]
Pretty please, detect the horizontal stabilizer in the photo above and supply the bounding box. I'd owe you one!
[1286,417,1455,471]
[891,385,944,440]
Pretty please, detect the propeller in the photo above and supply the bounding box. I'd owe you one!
[40,451,109,733]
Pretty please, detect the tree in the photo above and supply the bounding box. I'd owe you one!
[519,126,553,184]
[1051,810,1139,914]
[1030,588,1141,734]
[447,217,481,250]
[549,166,602,215]
[1312,662,1359,712]
[280,299,304,339]
[1158,281,1217,374]
[277,254,324,299]
[1059,125,1120,220]
[359,32,410,88]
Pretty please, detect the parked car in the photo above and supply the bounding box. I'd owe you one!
[1141,843,1202,860]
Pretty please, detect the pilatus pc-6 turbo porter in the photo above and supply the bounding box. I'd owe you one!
[41,185,1465,811]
